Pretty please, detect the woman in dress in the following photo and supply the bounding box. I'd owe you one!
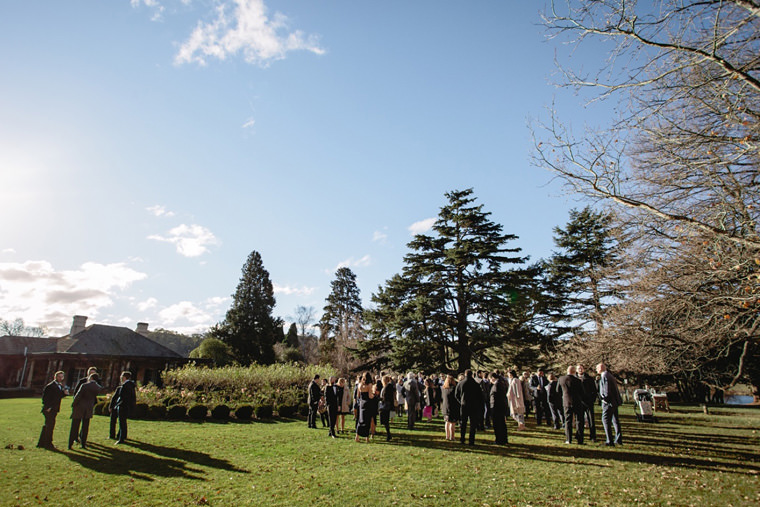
[354,372,375,442]
[441,375,459,441]
[423,378,436,421]
[395,376,406,417]
[337,378,351,434]
[507,370,527,430]
[379,375,395,441]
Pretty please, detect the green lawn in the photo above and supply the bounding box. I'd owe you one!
[1,398,758,506]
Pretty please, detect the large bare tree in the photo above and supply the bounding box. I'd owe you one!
[535,0,760,392]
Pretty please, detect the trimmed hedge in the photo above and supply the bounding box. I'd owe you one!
[211,404,231,420]
[234,405,254,420]
[188,404,208,420]
[254,404,273,419]
[167,405,187,419]
[147,404,167,420]
[133,402,149,419]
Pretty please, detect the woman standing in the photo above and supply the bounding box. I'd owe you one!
[379,375,395,441]
[395,376,406,417]
[441,375,459,441]
[423,378,436,421]
[354,372,375,442]
[507,370,527,430]
[337,378,351,434]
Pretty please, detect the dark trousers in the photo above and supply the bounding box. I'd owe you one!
[601,402,622,445]
[534,398,551,425]
[307,403,318,428]
[460,410,478,445]
[37,410,58,448]
[582,403,597,440]
[327,405,339,436]
[380,409,391,439]
[407,402,417,429]
[109,409,118,438]
[492,411,508,445]
[548,401,564,429]
[563,405,584,444]
[116,407,129,442]
[69,418,91,447]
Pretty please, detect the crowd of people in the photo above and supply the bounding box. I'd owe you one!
[306,363,623,447]
[36,368,136,451]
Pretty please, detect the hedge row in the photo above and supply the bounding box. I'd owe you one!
[93,399,309,422]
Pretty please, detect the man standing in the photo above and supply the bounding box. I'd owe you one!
[479,371,491,430]
[108,383,123,439]
[489,372,508,445]
[403,372,420,430]
[577,364,598,442]
[530,369,552,425]
[546,373,564,430]
[37,371,68,449]
[68,373,102,449]
[307,374,321,429]
[557,366,585,445]
[70,366,97,444]
[597,363,623,446]
[324,376,341,438]
[114,371,136,444]
[455,369,484,445]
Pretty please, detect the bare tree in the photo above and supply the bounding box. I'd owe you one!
[0,318,45,337]
[535,0,760,392]
[293,305,316,337]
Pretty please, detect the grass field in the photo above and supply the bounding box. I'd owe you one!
[1,398,758,506]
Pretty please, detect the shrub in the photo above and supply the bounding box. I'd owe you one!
[163,396,180,407]
[254,404,273,419]
[298,403,309,417]
[188,404,208,420]
[211,404,231,420]
[93,401,109,416]
[167,405,187,420]
[146,404,167,420]
[276,404,298,418]
[234,405,254,420]
[133,402,149,419]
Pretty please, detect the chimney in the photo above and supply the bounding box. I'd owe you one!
[70,315,87,336]
[135,322,149,336]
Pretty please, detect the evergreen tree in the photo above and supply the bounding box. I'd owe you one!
[542,207,620,341]
[319,267,364,341]
[285,322,299,348]
[210,250,279,365]
[363,189,529,372]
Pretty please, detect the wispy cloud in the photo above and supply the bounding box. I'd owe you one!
[408,218,436,235]
[130,0,165,22]
[136,297,158,312]
[273,284,316,296]
[148,224,219,257]
[1,248,15,255]
[329,255,371,273]
[372,230,388,243]
[242,117,255,129]
[174,0,325,67]
[0,260,146,335]
[146,204,176,218]
[154,297,228,334]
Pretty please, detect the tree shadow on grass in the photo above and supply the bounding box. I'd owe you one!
[63,440,249,481]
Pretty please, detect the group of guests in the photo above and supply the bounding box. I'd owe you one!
[36,368,136,451]
[306,363,624,448]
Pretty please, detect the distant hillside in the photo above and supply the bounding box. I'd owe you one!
[147,329,205,357]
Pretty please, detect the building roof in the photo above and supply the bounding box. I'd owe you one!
[1,324,183,359]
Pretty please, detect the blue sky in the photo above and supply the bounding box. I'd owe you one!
[0,0,605,336]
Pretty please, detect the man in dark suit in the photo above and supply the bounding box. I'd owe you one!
[489,372,508,445]
[68,373,102,449]
[114,371,136,444]
[557,365,585,444]
[455,369,484,445]
[307,374,321,429]
[37,371,68,449]
[70,366,97,444]
[108,383,123,439]
[546,373,564,430]
[324,376,341,438]
[530,369,552,425]
[597,363,623,446]
[577,364,598,442]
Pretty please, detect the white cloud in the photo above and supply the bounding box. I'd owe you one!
[158,301,211,325]
[1,248,15,255]
[148,224,219,257]
[408,217,436,235]
[273,284,316,296]
[329,255,371,273]
[0,260,147,335]
[242,117,255,129]
[146,205,176,217]
[131,0,165,22]
[154,296,228,334]
[174,0,325,67]
[136,297,158,311]
[372,230,388,243]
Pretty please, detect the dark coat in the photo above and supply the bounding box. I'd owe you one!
[379,384,395,412]
[547,379,562,406]
[578,373,598,407]
[441,387,460,421]
[324,383,341,410]
[71,380,102,419]
[307,380,322,406]
[530,374,550,401]
[115,379,136,417]
[455,376,484,415]
[41,380,66,414]
[489,378,508,415]
[557,374,584,408]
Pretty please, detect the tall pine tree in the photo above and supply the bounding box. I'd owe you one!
[319,267,364,341]
[363,189,529,372]
[210,250,279,365]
